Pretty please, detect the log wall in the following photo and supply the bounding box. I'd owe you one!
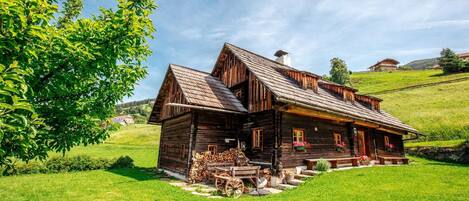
[374,130,405,157]
[193,111,241,154]
[279,112,353,167]
[241,110,276,163]
[158,113,192,174]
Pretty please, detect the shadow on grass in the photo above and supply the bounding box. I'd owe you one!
[106,167,170,181]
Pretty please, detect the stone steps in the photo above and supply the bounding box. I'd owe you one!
[294,174,312,180]
[287,179,305,186]
[301,169,316,176]
[276,184,297,190]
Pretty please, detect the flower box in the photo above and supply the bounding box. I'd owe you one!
[293,142,306,151]
[385,144,395,152]
[335,141,346,153]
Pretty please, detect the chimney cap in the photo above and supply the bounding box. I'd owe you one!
[274,50,289,57]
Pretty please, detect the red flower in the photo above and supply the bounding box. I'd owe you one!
[293,141,305,147]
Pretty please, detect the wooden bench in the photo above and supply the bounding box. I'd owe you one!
[378,156,409,165]
[305,157,360,170]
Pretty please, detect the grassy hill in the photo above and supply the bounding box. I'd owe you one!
[403,57,439,70]
[351,70,469,141]
[115,99,154,124]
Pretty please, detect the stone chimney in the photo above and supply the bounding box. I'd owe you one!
[274,50,291,66]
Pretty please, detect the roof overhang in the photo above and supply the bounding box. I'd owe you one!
[166,103,247,115]
[276,96,421,135]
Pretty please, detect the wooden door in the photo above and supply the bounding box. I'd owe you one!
[358,130,367,156]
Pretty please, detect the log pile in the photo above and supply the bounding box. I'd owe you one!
[188,148,249,183]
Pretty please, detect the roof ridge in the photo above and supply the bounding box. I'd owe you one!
[224,42,297,69]
[169,63,210,75]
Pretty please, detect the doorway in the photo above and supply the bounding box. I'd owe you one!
[357,130,368,156]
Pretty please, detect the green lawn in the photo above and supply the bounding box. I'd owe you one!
[48,124,160,167]
[351,70,469,94]
[0,156,468,201]
[0,125,468,200]
[406,139,467,148]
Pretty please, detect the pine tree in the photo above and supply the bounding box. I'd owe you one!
[439,48,464,74]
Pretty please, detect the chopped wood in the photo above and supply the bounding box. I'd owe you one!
[188,148,250,183]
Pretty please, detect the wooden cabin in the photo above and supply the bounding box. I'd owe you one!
[369,58,399,71]
[148,43,419,178]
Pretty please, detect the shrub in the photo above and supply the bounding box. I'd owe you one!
[315,158,330,172]
[1,155,134,176]
[110,156,134,169]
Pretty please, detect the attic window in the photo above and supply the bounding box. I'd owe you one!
[343,90,355,102]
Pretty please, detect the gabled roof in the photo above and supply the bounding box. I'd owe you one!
[168,64,247,113]
[224,43,417,133]
[458,52,469,58]
[369,58,400,69]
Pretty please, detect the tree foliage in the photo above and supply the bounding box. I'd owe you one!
[0,0,156,165]
[329,57,351,85]
[439,48,467,74]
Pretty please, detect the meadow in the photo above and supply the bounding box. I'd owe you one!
[351,70,469,141]
[0,124,468,201]
[351,69,469,94]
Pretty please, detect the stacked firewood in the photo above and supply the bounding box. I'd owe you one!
[188,148,249,183]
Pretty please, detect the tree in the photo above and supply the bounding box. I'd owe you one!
[329,58,351,85]
[439,48,464,74]
[0,0,156,166]
[0,0,56,167]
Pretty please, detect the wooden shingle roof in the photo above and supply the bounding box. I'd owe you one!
[224,43,418,133]
[169,64,247,113]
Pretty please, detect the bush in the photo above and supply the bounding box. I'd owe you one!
[2,155,134,176]
[315,158,330,172]
[110,156,134,169]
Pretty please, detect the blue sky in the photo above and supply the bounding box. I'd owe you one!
[80,0,469,102]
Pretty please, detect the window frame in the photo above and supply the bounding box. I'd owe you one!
[292,128,305,143]
[252,128,263,150]
[333,133,342,145]
[208,145,217,155]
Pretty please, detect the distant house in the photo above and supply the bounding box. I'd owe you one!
[112,115,135,126]
[458,52,469,61]
[148,43,419,178]
[368,58,400,72]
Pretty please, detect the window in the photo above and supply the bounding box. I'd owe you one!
[333,133,342,145]
[252,128,263,150]
[384,136,390,146]
[293,128,305,143]
[208,145,217,155]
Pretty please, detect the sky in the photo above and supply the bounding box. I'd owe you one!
[79,0,469,102]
